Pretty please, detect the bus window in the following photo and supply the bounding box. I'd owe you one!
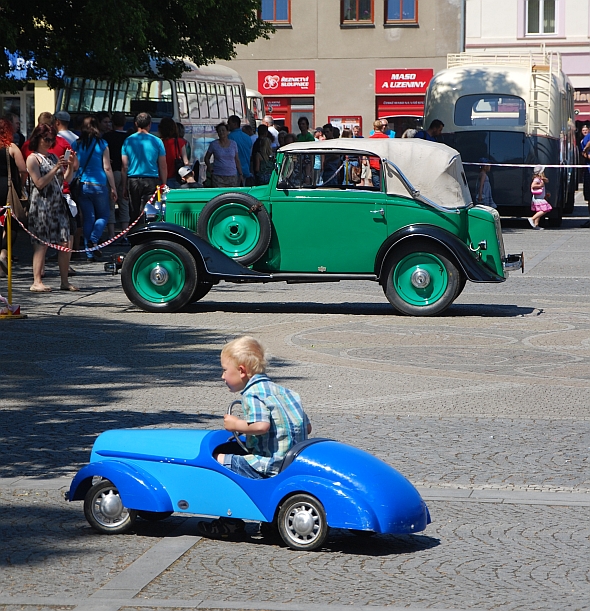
[129,79,173,117]
[185,81,199,119]
[226,85,235,116]
[93,80,110,112]
[64,78,82,112]
[176,81,189,120]
[216,84,228,119]
[198,82,209,119]
[80,80,96,112]
[234,86,246,118]
[208,83,219,119]
[455,94,526,127]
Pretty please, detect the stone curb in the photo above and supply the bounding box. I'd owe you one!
[0,597,466,611]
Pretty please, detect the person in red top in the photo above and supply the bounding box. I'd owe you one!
[369,120,388,189]
[159,117,189,189]
[21,112,75,165]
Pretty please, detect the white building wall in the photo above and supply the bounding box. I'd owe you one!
[465,0,590,95]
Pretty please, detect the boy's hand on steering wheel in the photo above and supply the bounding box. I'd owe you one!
[224,413,242,431]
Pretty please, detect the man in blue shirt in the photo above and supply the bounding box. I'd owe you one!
[414,119,444,142]
[228,115,253,186]
[121,112,167,221]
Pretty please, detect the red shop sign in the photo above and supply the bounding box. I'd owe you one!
[375,69,433,95]
[258,70,316,95]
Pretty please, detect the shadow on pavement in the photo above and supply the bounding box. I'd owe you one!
[0,318,228,478]
[0,503,187,566]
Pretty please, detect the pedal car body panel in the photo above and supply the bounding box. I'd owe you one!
[69,428,431,534]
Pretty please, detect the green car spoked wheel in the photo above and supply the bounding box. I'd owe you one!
[121,240,197,313]
[197,193,272,266]
[383,241,460,316]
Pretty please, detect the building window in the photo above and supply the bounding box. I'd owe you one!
[261,0,290,23]
[385,0,417,23]
[526,0,555,34]
[341,0,374,24]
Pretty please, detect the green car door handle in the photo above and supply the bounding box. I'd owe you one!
[370,209,385,216]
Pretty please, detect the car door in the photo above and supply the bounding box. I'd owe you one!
[268,153,388,273]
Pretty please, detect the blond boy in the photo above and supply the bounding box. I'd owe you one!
[198,337,311,538]
[216,336,311,479]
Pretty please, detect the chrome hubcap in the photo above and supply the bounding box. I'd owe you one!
[100,491,123,518]
[285,502,321,543]
[410,268,431,289]
[149,265,169,286]
[92,489,129,527]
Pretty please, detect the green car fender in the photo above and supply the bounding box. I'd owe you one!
[375,224,504,283]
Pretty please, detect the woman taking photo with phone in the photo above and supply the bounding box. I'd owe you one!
[26,124,77,292]
[72,116,117,260]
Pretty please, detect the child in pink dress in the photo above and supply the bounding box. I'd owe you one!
[528,166,551,230]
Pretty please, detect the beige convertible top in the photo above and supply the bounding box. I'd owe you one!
[280,138,472,209]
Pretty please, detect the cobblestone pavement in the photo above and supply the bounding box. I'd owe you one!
[1,203,589,610]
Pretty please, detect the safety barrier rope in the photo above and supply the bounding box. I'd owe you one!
[463,162,590,168]
[6,186,167,253]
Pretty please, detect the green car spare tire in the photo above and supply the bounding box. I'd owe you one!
[382,240,460,316]
[121,240,198,313]
[196,192,271,266]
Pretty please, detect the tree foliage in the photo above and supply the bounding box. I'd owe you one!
[0,0,272,91]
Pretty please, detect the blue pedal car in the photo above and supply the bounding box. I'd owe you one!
[68,425,431,551]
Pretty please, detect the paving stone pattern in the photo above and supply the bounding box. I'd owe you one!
[136,502,590,610]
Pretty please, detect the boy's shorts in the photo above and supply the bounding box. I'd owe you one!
[223,454,264,479]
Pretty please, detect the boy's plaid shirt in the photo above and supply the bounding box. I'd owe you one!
[240,374,310,475]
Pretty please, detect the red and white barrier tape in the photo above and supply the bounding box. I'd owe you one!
[7,186,166,253]
[463,162,590,168]
[10,208,146,252]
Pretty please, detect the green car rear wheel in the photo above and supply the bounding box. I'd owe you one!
[121,240,198,313]
[383,241,460,316]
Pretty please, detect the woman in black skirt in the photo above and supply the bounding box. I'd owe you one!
[0,118,26,276]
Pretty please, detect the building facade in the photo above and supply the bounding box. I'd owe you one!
[465,0,590,122]
[218,0,463,135]
[1,55,54,137]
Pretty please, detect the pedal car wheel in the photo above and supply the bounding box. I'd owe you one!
[121,240,198,313]
[382,241,460,316]
[278,494,328,551]
[137,510,173,521]
[84,480,137,534]
[196,193,271,266]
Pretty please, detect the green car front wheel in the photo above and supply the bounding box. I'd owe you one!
[121,240,198,313]
[383,241,461,316]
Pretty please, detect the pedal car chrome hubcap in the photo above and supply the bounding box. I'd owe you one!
[93,489,129,527]
[286,502,320,542]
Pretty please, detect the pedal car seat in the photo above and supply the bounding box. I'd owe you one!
[278,438,333,473]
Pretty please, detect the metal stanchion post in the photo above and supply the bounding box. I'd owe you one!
[1,204,27,319]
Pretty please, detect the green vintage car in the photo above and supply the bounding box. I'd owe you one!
[120,138,523,315]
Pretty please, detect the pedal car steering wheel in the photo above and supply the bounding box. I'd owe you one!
[227,399,249,453]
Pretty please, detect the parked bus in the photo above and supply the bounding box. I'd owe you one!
[55,61,249,175]
[246,89,265,128]
[424,52,578,225]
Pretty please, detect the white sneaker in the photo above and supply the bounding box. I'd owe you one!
[527,218,535,228]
